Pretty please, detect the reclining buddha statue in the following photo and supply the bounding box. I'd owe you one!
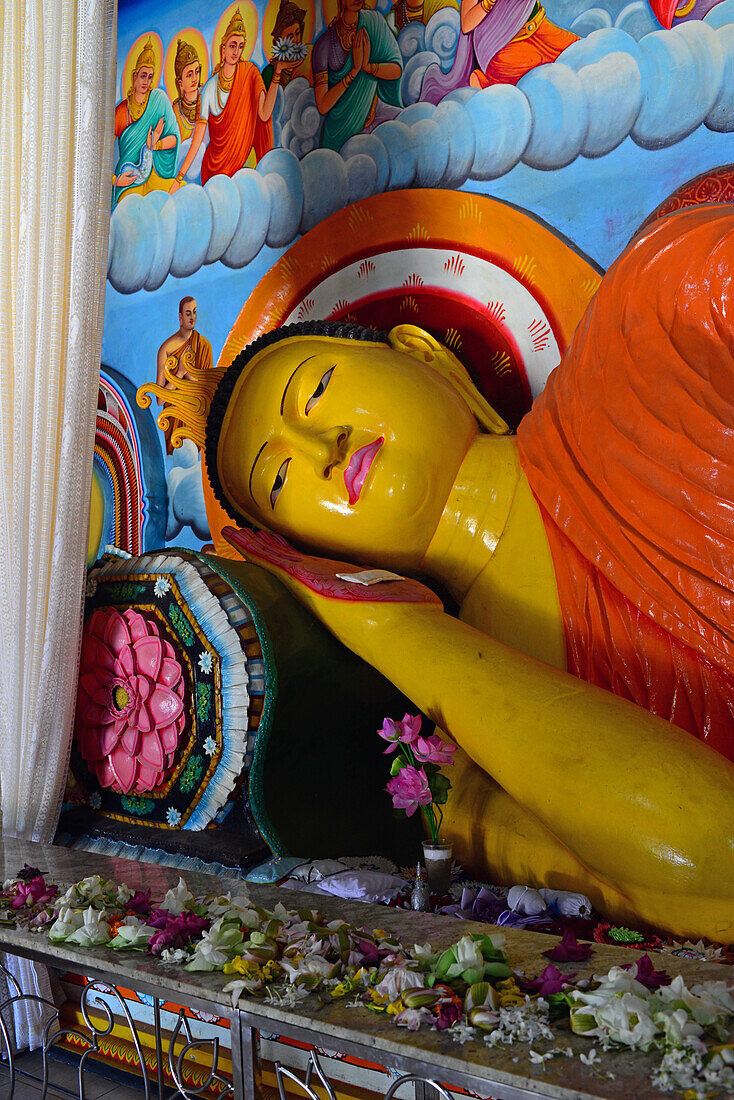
[139,205,734,942]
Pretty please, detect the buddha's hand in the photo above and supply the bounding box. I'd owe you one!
[222,525,442,609]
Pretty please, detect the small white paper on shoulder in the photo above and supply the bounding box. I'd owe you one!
[335,569,405,586]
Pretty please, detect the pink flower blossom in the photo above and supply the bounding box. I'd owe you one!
[435,1000,463,1030]
[412,734,456,766]
[519,964,577,996]
[621,954,671,990]
[542,928,593,962]
[74,607,186,795]
[386,766,432,817]
[146,912,210,956]
[10,876,58,909]
[126,890,153,915]
[378,713,422,753]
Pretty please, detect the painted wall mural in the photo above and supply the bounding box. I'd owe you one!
[105,0,734,558]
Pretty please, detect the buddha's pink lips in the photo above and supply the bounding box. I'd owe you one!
[344,437,384,505]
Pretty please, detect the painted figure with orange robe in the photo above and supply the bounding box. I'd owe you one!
[177,8,291,185]
[421,0,577,102]
[155,296,213,454]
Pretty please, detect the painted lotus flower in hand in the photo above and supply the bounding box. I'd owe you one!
[75,608,186,794]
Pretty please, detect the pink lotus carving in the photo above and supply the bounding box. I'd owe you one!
[75,608,186,794]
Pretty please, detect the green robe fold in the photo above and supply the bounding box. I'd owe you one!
[320,10,402,152]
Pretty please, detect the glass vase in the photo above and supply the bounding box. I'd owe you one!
[422,838,453,896]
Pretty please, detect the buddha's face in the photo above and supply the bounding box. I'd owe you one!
[216,335,477,569]
[222,34,246,66]
[179,60,201,102]
[133,65,154,100]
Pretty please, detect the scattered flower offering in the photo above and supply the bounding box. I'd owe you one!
[0,864,732,1096]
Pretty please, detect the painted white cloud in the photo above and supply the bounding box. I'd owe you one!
[165,440,211,543]
[108,1,734,293]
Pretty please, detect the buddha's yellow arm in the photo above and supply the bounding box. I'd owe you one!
[224,545,734,939]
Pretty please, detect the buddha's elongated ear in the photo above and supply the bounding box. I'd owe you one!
[388,324,447,364]
[387,324,510,436]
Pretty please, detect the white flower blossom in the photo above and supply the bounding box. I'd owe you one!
[166,807,182,827]
[484,998,554,1049]
[411,942,437,963]
[265,984,310,1008]
[48,906,84,943]
[154,577,171,597]
[199,892,251,920]
[162,877,193,914]
[594,992,658,1051]
[203,736,217,756]
[447,1021,477,1045]
[65,906,111,946]
[116,883,134,905]
[160,947,190,964]
[394,1007,432,1031]
[658,976,734,1028]
[185,918,244,971]
[110,916,154,950]
[374,963,425,1001]
[198,651,213,674]
[280,953,340,985]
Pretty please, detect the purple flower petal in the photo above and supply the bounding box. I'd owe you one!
[543,928,593,962]
[621,954,671,989]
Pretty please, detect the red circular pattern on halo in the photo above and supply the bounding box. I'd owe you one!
[642,164,734,229]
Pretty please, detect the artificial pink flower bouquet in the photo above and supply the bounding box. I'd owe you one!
[381,714,455,841]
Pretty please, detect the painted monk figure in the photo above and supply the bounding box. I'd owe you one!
[139,206,734,942]
[422,0,577,102]
[155,297,213,454]
[191,8,288,184]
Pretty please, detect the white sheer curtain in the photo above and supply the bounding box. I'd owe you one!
[0,0,117,1048]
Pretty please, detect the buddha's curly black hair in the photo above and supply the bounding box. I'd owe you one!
[205,319,389,524]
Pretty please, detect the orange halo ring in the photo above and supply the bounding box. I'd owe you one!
[211,1,259,69]
[261,0,316,64]
[120,32,164,102]
[164,29,210,104]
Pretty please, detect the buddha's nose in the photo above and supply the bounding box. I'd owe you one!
[286,423,350,475]
[322,427,350,477]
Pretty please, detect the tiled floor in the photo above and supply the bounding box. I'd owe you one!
[0,1050,148,1098]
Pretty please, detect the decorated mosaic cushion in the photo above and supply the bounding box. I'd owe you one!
[62,548,423,871]
[69,550,270,835]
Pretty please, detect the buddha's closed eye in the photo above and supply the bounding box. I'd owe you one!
[305,367,334,415]
[270,458,290,508]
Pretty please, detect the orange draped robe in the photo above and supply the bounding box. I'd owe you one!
[473,9,578,89]
[518,206,734,763]
[201,62,273,184]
